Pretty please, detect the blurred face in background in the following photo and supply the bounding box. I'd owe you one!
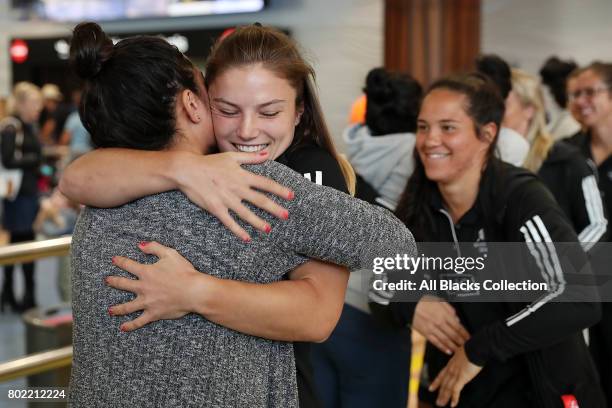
[567,75,585,126]
[208,63,303,160]
[570,69,612,128]
[503,90,534,137]
[17,92,43,124]
[416,88,493,187]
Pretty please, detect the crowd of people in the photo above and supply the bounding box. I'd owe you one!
[1,20,611,408]
[0,79,91,311]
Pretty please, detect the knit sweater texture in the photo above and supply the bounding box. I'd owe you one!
[69,159,416,407]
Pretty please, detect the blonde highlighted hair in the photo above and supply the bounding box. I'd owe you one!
[510,69,554,172]
[6,81,42,117]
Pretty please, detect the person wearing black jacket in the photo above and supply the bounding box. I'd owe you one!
[503,68,607,250]
[565,61,612,408]
[1,82,43,313]
[373,73,604,407]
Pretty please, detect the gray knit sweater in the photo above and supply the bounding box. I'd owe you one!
[69,160,416,408]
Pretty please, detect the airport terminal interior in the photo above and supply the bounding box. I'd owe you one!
[1,0,612,407]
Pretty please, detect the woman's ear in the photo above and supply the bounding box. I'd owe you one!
[295,103,305,126]
[481,122,498,145]
[181,88,203,123]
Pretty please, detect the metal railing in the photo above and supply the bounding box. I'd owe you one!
[0,346,73,383]
[0,236,71,266]
[0,236,73,383]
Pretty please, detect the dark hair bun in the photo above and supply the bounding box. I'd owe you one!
[475,54,512,99]
[363,67,423,135]
[539,57,578,107]
[364,68,393,103]
[70,22,114,80]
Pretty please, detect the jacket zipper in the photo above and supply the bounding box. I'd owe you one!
[439,208,462,257]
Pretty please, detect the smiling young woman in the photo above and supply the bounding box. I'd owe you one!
[376,73,605,408]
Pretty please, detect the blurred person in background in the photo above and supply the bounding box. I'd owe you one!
[539,56,582,140]
[475,54,530,167]
[343,67,422,210]
[304,67,424,408]
[503,68,607,250]
[59,89,92,161]
[565,61,612,408]
[566,67,588,132]
[0,81,43,313]
[39,83,65,144]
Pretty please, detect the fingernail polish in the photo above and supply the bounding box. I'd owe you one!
[243,236,252,243]
[120,325,127,332]
[139,241,148,247]
[264,224,272,234]
[108,307,114,316]
[287,191,295,200]
[111,257,116,265]
[282,210,289,220]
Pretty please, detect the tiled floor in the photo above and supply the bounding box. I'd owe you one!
[0,257,63,407]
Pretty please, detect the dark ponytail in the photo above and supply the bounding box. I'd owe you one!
[70,22,198,150]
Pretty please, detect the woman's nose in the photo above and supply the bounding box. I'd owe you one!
[237,115,259,140]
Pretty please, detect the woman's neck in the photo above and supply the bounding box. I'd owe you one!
[437,167,482,224]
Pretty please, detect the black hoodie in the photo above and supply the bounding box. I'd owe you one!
[374,159,604,407]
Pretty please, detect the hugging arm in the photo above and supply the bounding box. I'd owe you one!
[59,148,292,240]
[108,241,348,342]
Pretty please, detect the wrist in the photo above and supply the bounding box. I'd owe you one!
[190,272,222,317]
[167,151,197,191]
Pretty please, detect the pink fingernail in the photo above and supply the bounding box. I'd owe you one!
[108,307,114,316]
[264,224,272,234]
[111,257,117,265]
[287,191,295,200]
[243,236,252,243]
[120,325,127,332]
[139,241,148,247]
[282,210,289,220]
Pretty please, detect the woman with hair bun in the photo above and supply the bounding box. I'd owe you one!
[65,22,415,407]
[539,56,582,140]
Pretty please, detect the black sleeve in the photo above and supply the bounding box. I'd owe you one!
[247,160,417,272]
[566,155,608,249]
[464,180,601,365]
[286,146,349,194]
[1,126,41,169]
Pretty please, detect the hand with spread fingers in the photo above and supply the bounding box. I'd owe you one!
[106,241,209,332]
[412,296,471,355]
[175,151,294,242]
[429,345,483,407]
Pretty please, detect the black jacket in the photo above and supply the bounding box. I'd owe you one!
[277,143,349,408]
[565,131,612,244]
[538,140,608,250]
[376,159,604,408]
[1,116,42,196]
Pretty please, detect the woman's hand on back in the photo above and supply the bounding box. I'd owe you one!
[106,241,212,331]
[173,150,294,242]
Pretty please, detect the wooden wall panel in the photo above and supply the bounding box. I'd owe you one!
[385,0,481,86]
